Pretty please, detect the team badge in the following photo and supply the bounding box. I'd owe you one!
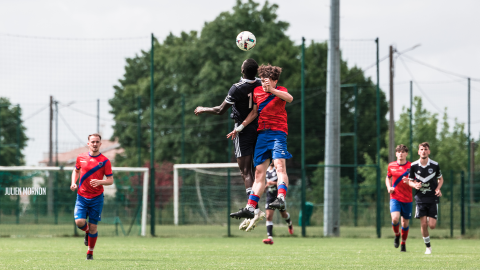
[428,168,433,174]
[98,162,103,166]
[406,169,410,173]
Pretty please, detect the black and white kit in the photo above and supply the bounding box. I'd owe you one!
[409,158,442,219]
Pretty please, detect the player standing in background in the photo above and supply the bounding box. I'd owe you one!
[263,162,293,245]
[408,142,444,255]
[70,133,113,260]
[194,59,263,229]
[228,64,293,232]
[385,144,412,252]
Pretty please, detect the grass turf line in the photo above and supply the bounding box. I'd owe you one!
[1,237,479,269]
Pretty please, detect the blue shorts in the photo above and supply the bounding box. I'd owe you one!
[74,194,104,224]
[253,130,292,167]
[390,199,412,220]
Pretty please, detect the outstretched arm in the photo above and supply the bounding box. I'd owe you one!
[270,89,293,103]
[194,101,232,116]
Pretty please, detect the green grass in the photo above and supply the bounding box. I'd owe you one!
[1,236,480,269]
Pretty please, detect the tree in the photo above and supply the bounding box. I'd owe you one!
[0,97,28,166]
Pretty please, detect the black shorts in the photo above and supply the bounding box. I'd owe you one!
[415,202,438,220]
[265,189,286,212]
[233,122,257,158]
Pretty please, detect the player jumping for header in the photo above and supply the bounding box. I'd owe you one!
[70,133,113,260]
[194,59,263,230]
[408,142,444,255]
[228,64,293,232]
[385,144,412,252]
[263,162,294,244]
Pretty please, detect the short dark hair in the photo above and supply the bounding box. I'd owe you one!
[243,59,258,79]
[258,64,282,81]
[419,142,430,149]
[88,133,102,141]
[395,144,408,153]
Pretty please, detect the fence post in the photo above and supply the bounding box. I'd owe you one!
[461,171,465,235]
[353,84,358,227]
[300,37,306,237]
[450,170,453,238]
[375,37,382,238]
[227,107,232,237]
[149,33,156,236]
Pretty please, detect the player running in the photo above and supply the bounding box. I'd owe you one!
[408,142,444,255]
[70,133,113,260]
[385,144,412,252]
[263,162,294,244]
[228,64,293,232]
[194,59,264,229]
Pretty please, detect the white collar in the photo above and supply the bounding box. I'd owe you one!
[240,77,259,84]
[418,158,430,168]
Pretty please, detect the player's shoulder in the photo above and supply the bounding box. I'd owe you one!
[411,160,420,166]
[429,159,439,166]
[77,152,89,159]
[388,161,397,167]
[276,86,288,92]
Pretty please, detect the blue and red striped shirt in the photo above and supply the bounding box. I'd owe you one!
[75,152,112,199]
[253,86,289,135]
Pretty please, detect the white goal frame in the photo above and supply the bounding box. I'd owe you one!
[0,166,149,236]
[173,163,238,225]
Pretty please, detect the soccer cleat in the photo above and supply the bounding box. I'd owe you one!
[86,254,94,260]
[268,197,285,210]
[263,238,274,245]
[400,244,406,252]
[239,219,250,231]
[288,221,294,235]
[84,232,88,246]
[425,247,432,255]
[245,209,265,232]
[230,208,254,219]
[394,235,400,248]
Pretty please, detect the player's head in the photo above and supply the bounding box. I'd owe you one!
[258,64,282,88]
[87,133,102,154]
[418,142,430,159]
[241,59,258,80]
[395,144,408,161]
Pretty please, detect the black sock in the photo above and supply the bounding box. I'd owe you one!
[426,242,431,248]
[267,225,273,237]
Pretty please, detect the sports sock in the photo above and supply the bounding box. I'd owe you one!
[401,226,409,245]
[246,187,253,197]
[87,232,98,255]
[284,212,291,225]
[266,221,273,237]
[246,194,260,212]
[392,222,400,236]
[77,222,89,234]
[278,182,287,199]
[423,236,431,248]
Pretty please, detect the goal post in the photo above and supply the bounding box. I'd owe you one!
[173,163,238,225]
[0,166,149,236]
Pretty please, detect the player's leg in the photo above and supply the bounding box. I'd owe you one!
[237,155,255,196]
[427,203,438,230]
[263,209,274,245]
[268,132,292,210]
[245,159,268,231]
[400,201,412,252]
[280,210,293,235]
[390,199,401,248]
[85,195,104,260]
[416,203,432,254]
[74,196,89,246]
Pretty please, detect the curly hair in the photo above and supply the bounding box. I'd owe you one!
[258,64,283,81]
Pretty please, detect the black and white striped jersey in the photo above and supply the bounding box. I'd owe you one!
[266,167,278,193]
[224,77,261,123]
[408,158,443,204]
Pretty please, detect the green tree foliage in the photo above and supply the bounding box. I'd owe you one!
[109,0,388,175]
[0,97,28,166]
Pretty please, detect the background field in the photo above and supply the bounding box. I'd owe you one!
[1,235,479,269]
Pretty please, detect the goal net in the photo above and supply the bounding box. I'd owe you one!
[0,166,148,237]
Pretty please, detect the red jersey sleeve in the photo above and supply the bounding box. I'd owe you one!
[75,155,81,171]
[387,165,392,178]
[104,160,113,177]
[253,86,261,104]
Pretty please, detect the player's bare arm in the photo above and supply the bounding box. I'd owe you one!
[226,104,258,140]
[262,78,293,103]
[385,176,395,194]
[194,100,232,116]
[409,179,422,190]
[90,176,114,188]
[435,176,444,197]
[70,168,80,191]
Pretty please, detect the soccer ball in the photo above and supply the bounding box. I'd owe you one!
[236,31,256,51]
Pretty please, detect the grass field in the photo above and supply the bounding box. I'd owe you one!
[1,234,480,269]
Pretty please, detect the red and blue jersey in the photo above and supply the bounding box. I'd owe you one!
[253,86,289,135]
[75,152,112,199]
[387,161,412,203]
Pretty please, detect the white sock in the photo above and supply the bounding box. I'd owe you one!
[266,221,274,226]
[278,194,285,200]
[246,205,255,212]
[284,212,290,221]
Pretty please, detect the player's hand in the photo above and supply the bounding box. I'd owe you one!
[90,179,101,188]
[194,106,204,115]
[388,187,395,194]
[414,182,422,190]
[435,189,442,197]
[70,183,77,191]
[226,130,237,140]
[402,176,409,184]
[262,78,271,93]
